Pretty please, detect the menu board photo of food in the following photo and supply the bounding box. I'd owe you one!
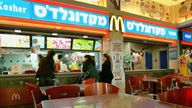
[32,36,45,48]
[47,37,71,50]
[72,39,94,51]
[94,40,102,51]
[0,34,30,48]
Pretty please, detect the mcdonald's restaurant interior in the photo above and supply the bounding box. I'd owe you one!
[1,0,192,108]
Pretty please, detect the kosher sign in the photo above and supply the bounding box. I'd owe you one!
[0,0,109,29]
[0,0,30,19]
[182,32,192,42]
[124,19,178,40]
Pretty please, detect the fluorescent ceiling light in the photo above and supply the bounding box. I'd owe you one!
[83,35,88,38]
[52,33,58,36]
[14,30,21,33]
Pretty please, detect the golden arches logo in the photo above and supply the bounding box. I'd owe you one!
[11,93,21,100]
[110,15,125,32]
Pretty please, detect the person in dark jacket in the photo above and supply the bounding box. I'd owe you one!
[99,53,113,84]
[36,50,55,86]
[82,55,99,81]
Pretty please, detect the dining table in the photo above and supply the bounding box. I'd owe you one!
[41,94,179,108]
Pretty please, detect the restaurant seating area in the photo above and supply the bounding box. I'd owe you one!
[15,74,192,108]
[0,73,192,108]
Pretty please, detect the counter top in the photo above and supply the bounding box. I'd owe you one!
[0,72,82,78]
[125,69,174,72]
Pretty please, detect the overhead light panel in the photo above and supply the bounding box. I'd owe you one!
[14,30,21,33]
[83,35,88,38]
[52,33,58,36]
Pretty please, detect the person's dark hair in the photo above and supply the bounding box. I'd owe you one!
[47,50,55,59]
[103,53,110,61]
[38,54,44,60]
[58,54,63,59]
[84,55,95,65]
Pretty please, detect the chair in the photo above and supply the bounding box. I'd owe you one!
[45,85,80,99]
[0,87,33,107]
[24,70,36,74]
[157,75,172,92]
[158,88,192,107]
[128,76,142,95]
[82,78,95,84]
[84,82,119,96]
[25,83,43,108]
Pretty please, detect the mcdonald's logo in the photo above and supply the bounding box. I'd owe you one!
[12,93,21,100]
[110,15,125,32]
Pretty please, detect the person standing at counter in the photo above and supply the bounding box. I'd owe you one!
[55,54,63,73]
[36,50,55,86]
[82,55,99,81]
[99,53,113,84]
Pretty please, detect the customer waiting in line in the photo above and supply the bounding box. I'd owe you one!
[81,55,99,82]
[99,53,113,84]
[36,50,55,86]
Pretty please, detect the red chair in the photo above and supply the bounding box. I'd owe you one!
[82,78,95,84]
[45,85,80,99]
[24,70,36,74]
[25,83,43,108]
[71,70,81,72]
[157,75,172,92]
[128,76,142,95]
[159,88,192,107]
[0,87,33,107]
[84,82,119,96]
[169,74,189,89]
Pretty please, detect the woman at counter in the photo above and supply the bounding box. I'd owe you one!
[99,53,113,84]
[36,50,55,86]
[82,55,99,81]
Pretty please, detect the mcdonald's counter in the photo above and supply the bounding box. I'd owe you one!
[0,72,82,88]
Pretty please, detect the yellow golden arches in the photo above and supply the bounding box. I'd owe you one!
[110,15,125,33]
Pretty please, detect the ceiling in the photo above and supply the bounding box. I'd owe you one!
[152,0,186,6]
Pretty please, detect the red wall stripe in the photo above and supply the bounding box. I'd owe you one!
[181,41,192,46]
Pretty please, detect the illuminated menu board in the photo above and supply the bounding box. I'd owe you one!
[72,39,94,51]
[47,37,71,49]
[94,40,102,51]
[32,36,45,48]
[0,34,30,48]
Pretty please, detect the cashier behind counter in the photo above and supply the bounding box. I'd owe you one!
[55,54,80,73]
[55,53,81,72]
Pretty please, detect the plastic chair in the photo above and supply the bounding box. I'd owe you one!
[128,76,142,95]
[24,70,36,74]
[45,85,80,99]
[159,88,192,107]
[157,75,172,92]
[84,82,119,96]
[0,87,33,107]
[25,83,43,108]
[82,78,95,84]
